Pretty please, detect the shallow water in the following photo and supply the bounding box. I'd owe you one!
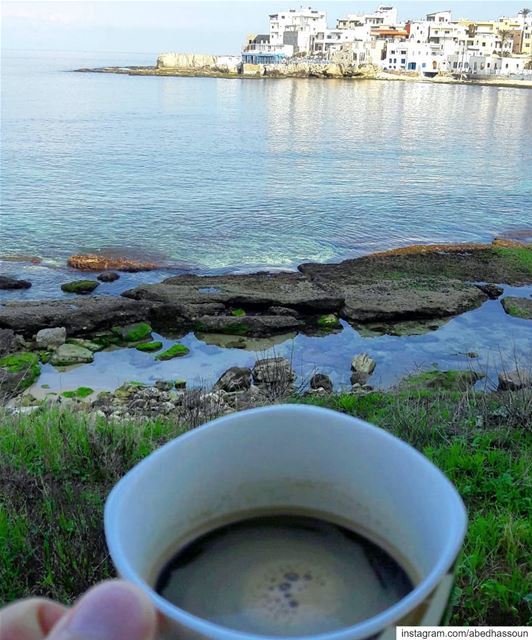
[2,50,531,389]
[30,284,531,394]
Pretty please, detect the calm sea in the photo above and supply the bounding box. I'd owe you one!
[1,51,531,390]
[1,50,531,288]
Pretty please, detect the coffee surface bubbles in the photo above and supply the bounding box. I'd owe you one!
[156,515,413,636]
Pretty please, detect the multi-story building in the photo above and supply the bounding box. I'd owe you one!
[269,7,327,54]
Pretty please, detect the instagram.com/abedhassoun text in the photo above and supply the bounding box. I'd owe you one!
[397,628,530,639]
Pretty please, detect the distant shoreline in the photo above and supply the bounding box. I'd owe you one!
[74,66,532,89]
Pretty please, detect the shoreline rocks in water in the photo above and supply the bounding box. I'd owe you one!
[67,254,159,272]
[61,280,100,294]
[0,242,530,342]
[0,276,32,290]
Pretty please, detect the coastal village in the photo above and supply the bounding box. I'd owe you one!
[155,5,532,80]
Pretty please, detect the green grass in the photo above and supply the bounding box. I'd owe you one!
[0,388,530,624]
[61,387,94,399]
[155,343,190,360]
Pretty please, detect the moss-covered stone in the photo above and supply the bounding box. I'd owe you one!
[0,352,41,390]
[135,341,163,352]
[66,338,104,352]
[317,313,340,329]
[231,308,246,317]
[61,387,94,399]
[401,369,482,392]
[494,247,532,276]
[112,322,152,342]
[61,280,100,294]
[38,351,52,364]
[501,297,532,320]
[155,343,190,360]
[221,322,249,336]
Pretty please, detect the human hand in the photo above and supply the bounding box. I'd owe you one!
[0,580,157,640]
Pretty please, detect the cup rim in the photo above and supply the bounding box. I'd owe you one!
[105,404,467,640]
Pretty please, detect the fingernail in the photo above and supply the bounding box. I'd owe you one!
[52,581,156,640]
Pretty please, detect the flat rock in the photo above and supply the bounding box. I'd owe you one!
[68,255,159,272]
[124,272,342,314]
[501,297,532,320]
[340,278,487,323]
[36,327,66,350]
[0,276,32,290]
[299,243,532,286]
[195,314,303,336]
[50,343,94,366]
[0,296,156,337]
[61,280,100,294]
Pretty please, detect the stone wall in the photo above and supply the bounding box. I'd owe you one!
[242,61,363,78]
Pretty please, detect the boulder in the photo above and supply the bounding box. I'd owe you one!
[214,367,252,392]
[66,338,103,352]
[36,327,66,350]
[50,344,94,366]
[498,369,531,391]
[351,353,376,385]
[475,283,504,299]
[0,296,156,337]
[0,276,32,290]
[310,373,333,393]
[252,357,295,386]
[155,380,173,391]
[501,297,532,320]
[61,280,100,294]
[97,272,120,282]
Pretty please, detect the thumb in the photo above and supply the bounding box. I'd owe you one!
[47,580,157,640]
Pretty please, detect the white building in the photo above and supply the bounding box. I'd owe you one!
[426,10,452,23]
[384,41,446,72]
[337,5,398,30]
[269,7,327,54]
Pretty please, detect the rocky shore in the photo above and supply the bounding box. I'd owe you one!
[1,241,531,405]
[74,63,532,88]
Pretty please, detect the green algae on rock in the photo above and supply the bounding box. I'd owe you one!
[155,343,190,360]
[317,313,340,329]
[0,352,41,390]
[135,341,163,352]
[66,338,104,352]
[400,369,483,392]
[111,322,152,342]
[61,280,100,294]
[501,297,532,320]
[231,308,246,317]
[62,386,94,399]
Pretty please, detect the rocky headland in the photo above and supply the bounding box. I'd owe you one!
[74,53,532,88]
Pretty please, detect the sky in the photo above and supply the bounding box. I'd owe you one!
[1,1,529,55]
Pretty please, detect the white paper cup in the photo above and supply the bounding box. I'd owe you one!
[105,404,467,640]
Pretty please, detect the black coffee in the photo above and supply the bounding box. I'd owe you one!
[155,514,414,636]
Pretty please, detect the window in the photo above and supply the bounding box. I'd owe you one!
[453,61,457,68]
[401,58,406,63]
[422,62,427,68]
[487,62,491,68]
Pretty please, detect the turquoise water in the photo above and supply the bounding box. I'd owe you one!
[2,51,531,390]
[1,50,531,286]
